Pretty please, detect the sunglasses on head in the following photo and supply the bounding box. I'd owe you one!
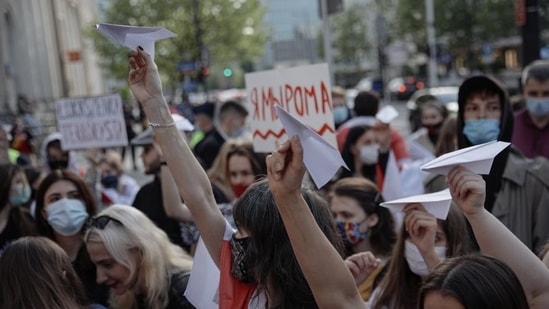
[85,215,123,231]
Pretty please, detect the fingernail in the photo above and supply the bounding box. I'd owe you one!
[275,162,282,171]
[138,46,144,50]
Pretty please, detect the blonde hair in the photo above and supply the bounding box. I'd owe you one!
[100,150,124,175]
[84,205,193,309]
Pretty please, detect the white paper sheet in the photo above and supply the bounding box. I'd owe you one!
[275,105,348,188]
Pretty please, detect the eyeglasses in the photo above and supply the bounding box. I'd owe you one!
[84,215,123,231]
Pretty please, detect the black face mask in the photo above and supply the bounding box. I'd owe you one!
[230,235,254,283]
[48,159,69,170]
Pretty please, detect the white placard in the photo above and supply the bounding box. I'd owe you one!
[244,63,336,152]
[55,94,128,150]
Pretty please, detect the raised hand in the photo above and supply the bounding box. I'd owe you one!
[344,251,381,286]
[266,136,306,199]
[128,48,164,106]
[373,121,391,153]
[403,203,437,255]
[447,166,486,217]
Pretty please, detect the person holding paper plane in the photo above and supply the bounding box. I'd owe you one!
[456,75,549,251]
[127,47,344,308]
[442,165,549,308]
[368,203,471,309]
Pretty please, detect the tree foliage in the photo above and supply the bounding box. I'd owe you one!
[330,4,371,66]
[390,0,518,50]
[89,0,267,91]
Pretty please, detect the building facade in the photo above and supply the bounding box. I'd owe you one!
[0,0,105,129]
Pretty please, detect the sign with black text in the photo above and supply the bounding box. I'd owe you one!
[55,94,128,150]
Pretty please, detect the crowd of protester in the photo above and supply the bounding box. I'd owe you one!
[0,47,548,309]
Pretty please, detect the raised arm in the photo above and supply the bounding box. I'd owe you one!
[128,48,225,265]
[267,136,366,308]
[448,166,549,308]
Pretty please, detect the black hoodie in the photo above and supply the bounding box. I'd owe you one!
[457,76,514,211]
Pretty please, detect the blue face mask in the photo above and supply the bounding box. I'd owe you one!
[9,184,31,207]
[463,119,500,145]
[333,106,349,125]
[46,198,89,236]
[526,98,549,117]
[101,175,119,189]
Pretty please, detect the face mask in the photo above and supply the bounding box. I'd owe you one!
[526,98,549,117]
[333,106,349,125]
[230,235,254,283]
[336,220,368,247]
[231,126,245,138]
[46,198,89,236]
[359,144,380,165]
[101,175,119,189]
[231,183,249,198]
[404,240,447,277]
[463,119,500,145]
[9,183,31,207]
[48,159,69,170]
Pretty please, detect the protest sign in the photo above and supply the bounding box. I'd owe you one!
[244,63,336,152]
[55,94,128,150]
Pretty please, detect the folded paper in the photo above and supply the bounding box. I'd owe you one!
[96,23,176,58]
[376,105,399,124]
[421,141,511,175]
[275,105,348,188]
[380,189,452,219]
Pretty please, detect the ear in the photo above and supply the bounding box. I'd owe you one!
[365,213,379,228]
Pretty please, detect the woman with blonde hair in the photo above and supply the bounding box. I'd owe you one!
[0,236,103,309]
[84,204,194,309]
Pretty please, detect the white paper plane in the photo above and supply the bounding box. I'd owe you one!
[376,105,399,124]
[380,189,452,220]
[421,141,511,175]
[275,105,348,188]
[96,23,176,58]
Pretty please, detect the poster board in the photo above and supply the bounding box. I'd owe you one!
[55,94,128,150]
[244,63,336,152]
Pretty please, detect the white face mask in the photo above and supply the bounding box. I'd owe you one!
[359,144,380,165]
[404,240,446,277]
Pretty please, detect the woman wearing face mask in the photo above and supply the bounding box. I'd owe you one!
[339,125,392,190]
[328,177,396,301]
[84,205,194,309]
[98,150,140,206]
[368,203,472,309]
[417,101,448,154]
[0,164,35,254]
[34,169,109,306]
[127,48,345,308]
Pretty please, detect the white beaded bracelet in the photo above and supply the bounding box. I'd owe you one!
[148,121,176,128]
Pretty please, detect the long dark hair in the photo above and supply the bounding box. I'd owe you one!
[372,204,472,309]
[419,255,529,309]
[0,236,88,309]
[0,164,35,236]
[232,179,344,308]
[340,125,376,180]
[329,177,395,256]
[34,169,97,239]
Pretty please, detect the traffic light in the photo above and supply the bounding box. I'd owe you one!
[223,67,233,77]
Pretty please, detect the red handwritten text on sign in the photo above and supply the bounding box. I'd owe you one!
[249,81,332,122]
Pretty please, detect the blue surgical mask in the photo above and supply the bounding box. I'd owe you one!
[333,106,349,125]
[9,183,31,207]
[526,98,549,117]
[46,198,89,236]
[463,119,500,145]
